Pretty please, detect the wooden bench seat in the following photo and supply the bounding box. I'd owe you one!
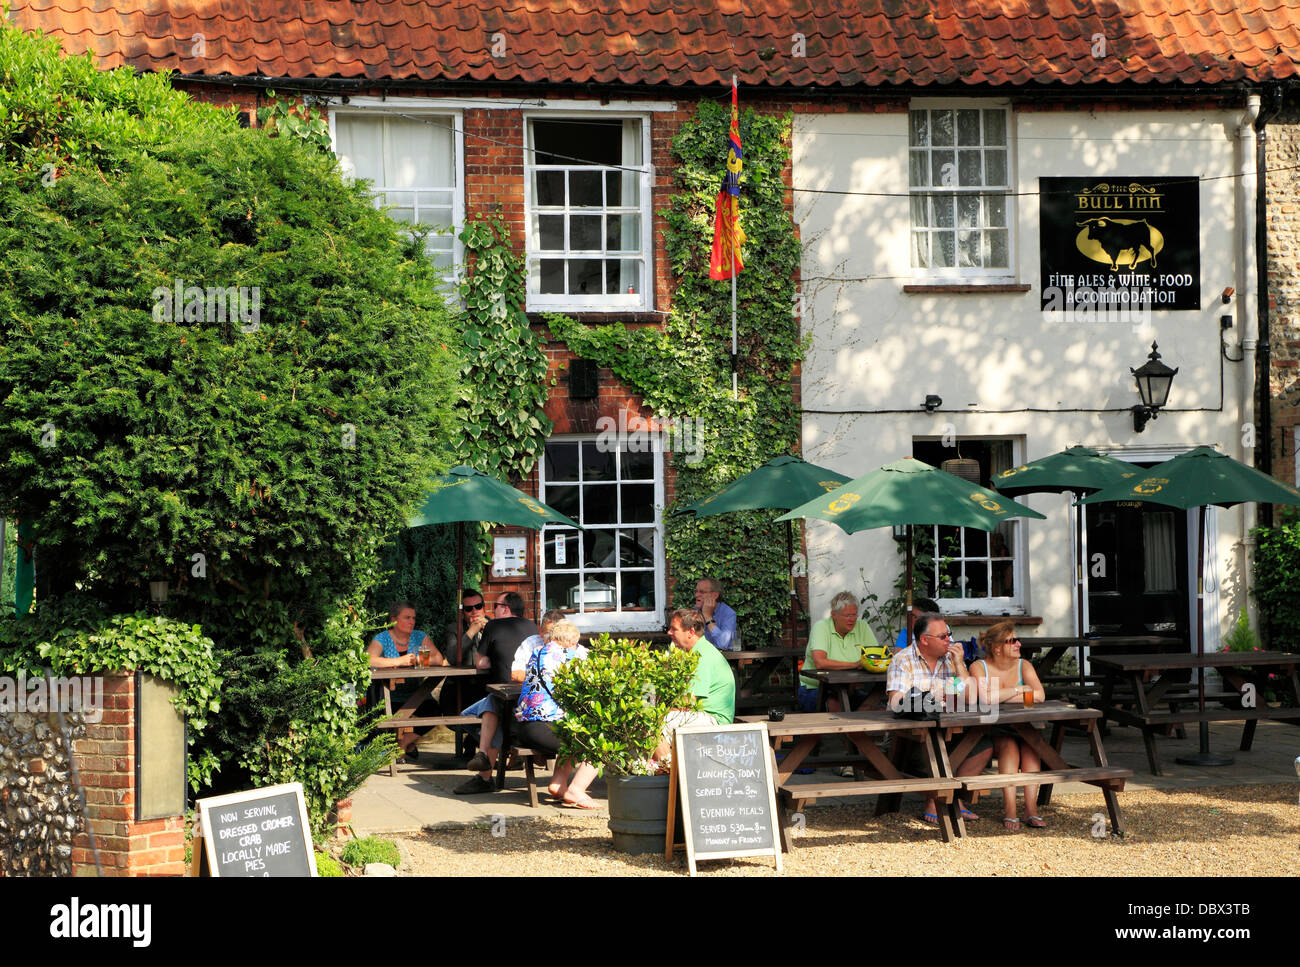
[961,766,1130,792]
[377,714,481,729]
[781,776,960,803]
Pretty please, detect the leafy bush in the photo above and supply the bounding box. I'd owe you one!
[1252,522,1300,652]
[315,851,345,877]
[0,23,459,805]
[1222,608,1263,655]
[341,836,400,869]
[550,635,698,776]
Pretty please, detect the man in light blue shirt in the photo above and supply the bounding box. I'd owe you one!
[695,577,738,651]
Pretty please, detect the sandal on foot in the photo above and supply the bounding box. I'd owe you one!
[1026,815,1047,829]
[959,805,979,821]
[1003,817,1021,831]
[920,812,940,826]
[563,794,600,810]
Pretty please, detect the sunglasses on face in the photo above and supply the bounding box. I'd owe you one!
[463,602,485,612]
[1005,637,1021,645]
[923,631,953,640]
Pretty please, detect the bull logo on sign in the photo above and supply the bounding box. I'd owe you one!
[1075,216,1163,271]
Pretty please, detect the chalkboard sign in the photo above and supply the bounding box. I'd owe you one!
[666,723,782,875]
[194,782,317,877]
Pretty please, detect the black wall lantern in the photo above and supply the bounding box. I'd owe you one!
[1130,342,1178,433]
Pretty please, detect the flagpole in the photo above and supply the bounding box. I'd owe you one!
[730,74,738,401]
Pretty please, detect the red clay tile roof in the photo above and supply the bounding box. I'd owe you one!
[8,0,1300,88]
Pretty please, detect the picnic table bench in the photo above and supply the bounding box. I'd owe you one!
[722,646,805,709]
[1019,635,1184,699]
[808,668,887,712]
[739,711,965,847]
[935,701,1131,835]
[370,665,487,776]
[1090,651,1300,775]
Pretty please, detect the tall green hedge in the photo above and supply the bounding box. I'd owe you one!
[0,23,458,800]
[1252,517,1300,652]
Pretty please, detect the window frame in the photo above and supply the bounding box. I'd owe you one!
[907,99,1016,283]
[537,434,666,633]
[913,436,1026,614]
[329,104,466,290]
[523,113,654,313]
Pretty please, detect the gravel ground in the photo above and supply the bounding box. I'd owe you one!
[390,783,1300,877]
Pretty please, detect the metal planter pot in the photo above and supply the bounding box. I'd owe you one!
[605,773,670,854]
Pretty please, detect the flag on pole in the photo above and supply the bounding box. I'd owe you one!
[708,82,745,280]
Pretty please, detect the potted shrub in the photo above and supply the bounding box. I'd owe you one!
[550,635,698,854]
[1219,609,1265,708]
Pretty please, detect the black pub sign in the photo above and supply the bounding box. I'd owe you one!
[1039,177,1200,312]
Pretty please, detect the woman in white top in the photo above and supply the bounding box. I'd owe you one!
[971,621,1047,831]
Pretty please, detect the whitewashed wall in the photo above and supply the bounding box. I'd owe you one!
[794,104,1257,642]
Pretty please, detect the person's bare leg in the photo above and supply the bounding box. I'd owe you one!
[549,760,575,798]
[995,738,1020,822]
[956,747,993,819]
[1021,743,1043,824]
[563,763,599,804]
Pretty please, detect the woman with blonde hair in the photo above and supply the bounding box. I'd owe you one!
[971,621,1047,831]
[516,619,599,809]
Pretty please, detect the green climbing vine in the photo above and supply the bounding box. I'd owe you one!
[547,100,803,644]
[451,215,555,483]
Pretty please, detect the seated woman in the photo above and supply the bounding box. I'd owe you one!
[971,621,1047,831]
[367,601,446,760]
[516,619,599,809]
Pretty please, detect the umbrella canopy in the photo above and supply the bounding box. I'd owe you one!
[777,457,1046,533]
[407,465,579,530]
[1077,446,1300,511]
[673,455,851,517]
[992,446,1136,497]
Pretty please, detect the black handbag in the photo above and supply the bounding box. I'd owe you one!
[892,686,941,721]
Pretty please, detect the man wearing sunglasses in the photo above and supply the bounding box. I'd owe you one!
[444,588,490,667]
[886,612,992,824]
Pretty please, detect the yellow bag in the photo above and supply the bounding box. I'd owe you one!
[860,645,891,673]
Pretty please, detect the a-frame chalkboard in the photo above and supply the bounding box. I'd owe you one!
[665,722,782,875]
[193,782,317,877]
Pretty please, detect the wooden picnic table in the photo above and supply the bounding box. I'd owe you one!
[808,668,887,712]
[1090,651,1300,775]
[722,646,805,709]
[486,682,524,791]
[370,664,487,776]
[937,701,1131,835]
[739,711,964,847]
[1018,636,1184,696]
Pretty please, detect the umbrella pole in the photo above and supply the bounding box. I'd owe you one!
[456,522,465,661]
[1177,504,1233,766]
[1075,492,1086,690]
[787,520,797,651]
[905,525,914,648]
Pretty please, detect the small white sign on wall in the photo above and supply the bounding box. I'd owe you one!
[492,536,527,577]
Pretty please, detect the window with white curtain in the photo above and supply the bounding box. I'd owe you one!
[525,117,651,311]
[332,112,462,287]
[908,103,1013,279]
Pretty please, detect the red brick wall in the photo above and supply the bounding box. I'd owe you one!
[71,674,185,877]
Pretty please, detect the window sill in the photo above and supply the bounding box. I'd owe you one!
[944,614,1043,626]
[530,312,661,326]
[903,284,1032,294]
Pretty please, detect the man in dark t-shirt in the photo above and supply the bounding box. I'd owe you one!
[454,592,539,795]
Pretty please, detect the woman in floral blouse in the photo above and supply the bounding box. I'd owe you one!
[515,619,599,809]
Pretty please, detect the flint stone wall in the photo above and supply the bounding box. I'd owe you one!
[0,707,86,876]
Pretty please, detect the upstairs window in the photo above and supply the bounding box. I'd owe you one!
[333,112,463,288]
[908,105,1012,278]
[525,117,651,311]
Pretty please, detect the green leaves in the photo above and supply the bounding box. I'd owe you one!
[550,636,698,776]
[545,102,803,646]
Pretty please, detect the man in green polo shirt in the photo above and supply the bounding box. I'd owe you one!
[798,590,878,712]
[651,608,736,766]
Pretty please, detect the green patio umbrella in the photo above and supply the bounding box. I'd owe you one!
[672,455,851,648]
[777,458,1046,644]
[1079,446,1300,765]
[993,446,1137,637]
[407,466,579,660]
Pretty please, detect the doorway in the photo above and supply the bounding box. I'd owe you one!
[1085,494,1189,638]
